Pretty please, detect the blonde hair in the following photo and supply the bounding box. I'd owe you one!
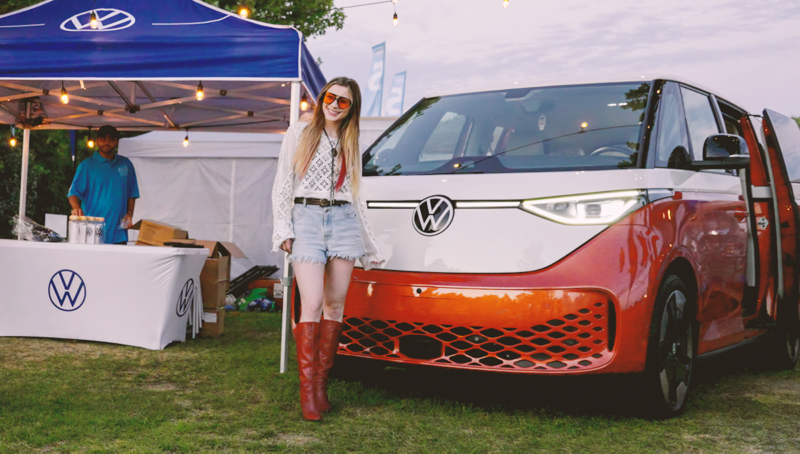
[292,77,363,195]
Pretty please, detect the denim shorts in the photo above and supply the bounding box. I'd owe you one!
[288,203,365,265]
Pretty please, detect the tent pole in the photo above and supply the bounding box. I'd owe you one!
[279,81,302,374]
[17,103,31,240]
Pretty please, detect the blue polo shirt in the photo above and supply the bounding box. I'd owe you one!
[68,152,139,244]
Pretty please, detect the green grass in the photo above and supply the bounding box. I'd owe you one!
[1,313,799,453]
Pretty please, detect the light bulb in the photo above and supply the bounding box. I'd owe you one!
[9,138,16,147]
[184,132,189,147]
[581,122,588,130]
[196,82,204,101]
[300,94,309,111]
[88,139,94,148]
[393,12,398,26]
[90,10,98,29]
[503,0,509,8]
[238,7,250,18]
[392,0,398,3]
[61,87,69,104]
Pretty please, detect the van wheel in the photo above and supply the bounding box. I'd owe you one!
[640,274,697,419]
[764,317,800,371]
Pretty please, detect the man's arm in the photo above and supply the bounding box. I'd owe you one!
[121,198,135,229]
[68,195,84,216]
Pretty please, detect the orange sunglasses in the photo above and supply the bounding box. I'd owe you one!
[322,92,352,110]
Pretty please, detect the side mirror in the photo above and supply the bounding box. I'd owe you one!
[703,134,749,159]
[689,134,751,170]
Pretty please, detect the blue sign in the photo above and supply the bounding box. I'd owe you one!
[176,279,194,317]
[384,71,407,117]
[48,270,86,312]
[362,42,386,117]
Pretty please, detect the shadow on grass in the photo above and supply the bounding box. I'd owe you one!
[331,341,781,419]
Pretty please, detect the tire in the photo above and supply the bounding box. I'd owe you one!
[639,274,697,419]
[763,317,800,371]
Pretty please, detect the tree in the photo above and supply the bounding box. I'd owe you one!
[795,117,799,129]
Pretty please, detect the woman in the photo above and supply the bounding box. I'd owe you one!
[271,77,384,422]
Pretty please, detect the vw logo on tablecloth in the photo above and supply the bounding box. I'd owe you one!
[49,270,87,312]
[176,279,194,317]
[60,9,136,32]
[413,196,454,236]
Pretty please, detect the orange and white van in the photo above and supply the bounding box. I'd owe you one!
[292,77,800,417]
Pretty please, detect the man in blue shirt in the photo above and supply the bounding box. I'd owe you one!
[68,125,139,244]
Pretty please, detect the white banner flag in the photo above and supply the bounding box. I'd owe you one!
[362,42,385,117]
[384,71,407,117]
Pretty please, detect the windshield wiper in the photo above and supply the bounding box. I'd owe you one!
[451,124,639,174]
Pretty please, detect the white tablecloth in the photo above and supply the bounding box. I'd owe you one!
[0,239,208,350]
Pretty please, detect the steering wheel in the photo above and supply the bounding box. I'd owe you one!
[589,145,634,157]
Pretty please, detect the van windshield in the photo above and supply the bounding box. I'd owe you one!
[363,82,650,176]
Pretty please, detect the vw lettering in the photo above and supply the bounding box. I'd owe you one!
[60,9,135,32]
[413,196,454,236]
[176,279,194,317]
[48,270,87,312]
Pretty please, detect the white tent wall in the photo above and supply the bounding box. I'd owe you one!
[119,118,397,278]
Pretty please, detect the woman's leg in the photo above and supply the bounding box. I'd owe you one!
[322,257,356,322]
[315,257,355,412]
[294,262,326,323]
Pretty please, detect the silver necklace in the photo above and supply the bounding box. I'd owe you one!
[323,129,338,201]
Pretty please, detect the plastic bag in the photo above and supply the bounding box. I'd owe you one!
[12,215,65,242]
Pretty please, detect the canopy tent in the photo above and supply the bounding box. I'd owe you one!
[0,0,326,372]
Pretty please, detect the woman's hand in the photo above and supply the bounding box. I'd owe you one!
[280,239,293,254]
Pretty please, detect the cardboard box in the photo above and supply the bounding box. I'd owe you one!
[130,220,188,246]
[200,308,225,337]
[201,280,229,309]
[170,240,247,308]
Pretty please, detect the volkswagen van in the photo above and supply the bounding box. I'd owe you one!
[292,77,800,417]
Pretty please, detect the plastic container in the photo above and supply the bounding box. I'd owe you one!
[86,217,96,244]
[94,217,105,244]
[68,215,79,244]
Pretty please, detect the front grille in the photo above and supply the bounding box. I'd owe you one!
[339,301,613,371]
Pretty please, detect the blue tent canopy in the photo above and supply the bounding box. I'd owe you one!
[0,0,326,132]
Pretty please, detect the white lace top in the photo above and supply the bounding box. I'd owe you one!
[271,121,384,268]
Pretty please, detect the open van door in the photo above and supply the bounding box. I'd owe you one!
[761,109,800,368]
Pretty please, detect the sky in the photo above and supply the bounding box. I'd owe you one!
[307,0,800,117]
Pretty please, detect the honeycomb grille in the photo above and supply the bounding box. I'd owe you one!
[339,301,612,371]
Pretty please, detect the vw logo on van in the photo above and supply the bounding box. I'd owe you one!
[176,279,194,317]
[413,196,454,236]
[48,270,87,312]
[60,9,136,32]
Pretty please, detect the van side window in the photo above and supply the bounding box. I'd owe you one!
[681,87,720,159]
[655,82,690,168]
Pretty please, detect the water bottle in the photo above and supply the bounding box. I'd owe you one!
[68,215,79,244]
[94,217,105,244]
[77,216,87,244]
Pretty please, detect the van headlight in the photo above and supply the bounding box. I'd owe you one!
[520,190,648,225]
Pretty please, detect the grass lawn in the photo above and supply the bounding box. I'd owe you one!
[1,312,799,452]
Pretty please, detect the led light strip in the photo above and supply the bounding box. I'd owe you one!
[455,201,521,208]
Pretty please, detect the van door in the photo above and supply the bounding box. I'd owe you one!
[761,109,800,323]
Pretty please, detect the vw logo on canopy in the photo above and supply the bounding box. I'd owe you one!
[176,279,194,317]
[48,270,87,312]
[60,9,136,32]
[413,196,455,236]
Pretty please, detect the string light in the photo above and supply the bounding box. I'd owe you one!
[90,0,98,29]
[87,127,94,148]
[184,129,189,147]
[393,12,398,26]
[503,0,509,8]
[581,122,588,131]
[238,6,250,18]
[61,81,69,104]
[392,0,398,3]
[300,93,309,111]
[9,126,15,147]
[196,81,204,101]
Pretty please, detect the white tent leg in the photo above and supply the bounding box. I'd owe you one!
[279,81,302,374]
[17,127,31,240]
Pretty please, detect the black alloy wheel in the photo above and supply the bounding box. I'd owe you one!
[641,274,696,419]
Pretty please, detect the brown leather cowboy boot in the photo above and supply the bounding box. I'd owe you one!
[295,322,322,421]
[315,319,344,413]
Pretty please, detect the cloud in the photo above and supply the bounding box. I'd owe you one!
[309,0,800,116]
